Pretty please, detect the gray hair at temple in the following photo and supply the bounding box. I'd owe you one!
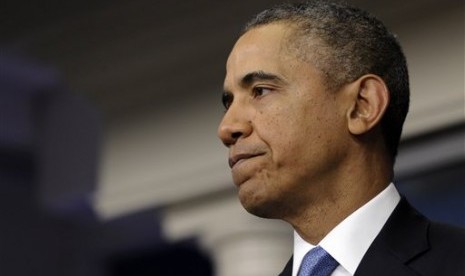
[242,0,410,161]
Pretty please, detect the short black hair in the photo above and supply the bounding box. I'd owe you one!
[243,0,410,160]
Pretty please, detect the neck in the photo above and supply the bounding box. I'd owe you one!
[285,150,392,245]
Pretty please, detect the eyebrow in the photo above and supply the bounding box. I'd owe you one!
[241,71,285,87]
[223,70,286,94]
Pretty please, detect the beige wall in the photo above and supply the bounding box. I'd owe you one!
[396,6,464,137]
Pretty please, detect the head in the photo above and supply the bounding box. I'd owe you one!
[217,1,409,220]
[243,1,410,159]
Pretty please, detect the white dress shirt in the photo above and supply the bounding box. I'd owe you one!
[292,183,401,276]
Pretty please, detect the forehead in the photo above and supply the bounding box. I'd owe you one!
[229,23,291,58]
[225,24,294,86]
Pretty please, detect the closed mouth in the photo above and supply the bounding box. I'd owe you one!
[229,153,264,168]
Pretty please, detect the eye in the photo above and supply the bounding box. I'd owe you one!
[252,86,273,97]
[222,92,233,110]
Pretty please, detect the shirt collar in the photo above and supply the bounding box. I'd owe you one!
[293,183,400,275]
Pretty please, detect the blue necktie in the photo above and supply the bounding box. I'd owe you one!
[297,246,339,276]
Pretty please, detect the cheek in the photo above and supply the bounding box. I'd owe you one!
[255,108,293,146]
[261,117,309,167]
[254,97,336,164]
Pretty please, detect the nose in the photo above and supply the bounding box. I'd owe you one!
[217,103,253,147]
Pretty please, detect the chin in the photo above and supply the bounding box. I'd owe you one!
[238,190,284,219]
[244,205,277,219]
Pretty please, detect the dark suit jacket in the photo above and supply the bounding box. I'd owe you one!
[279,198,465,276]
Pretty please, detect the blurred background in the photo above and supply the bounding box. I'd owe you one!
[0,0,463,275]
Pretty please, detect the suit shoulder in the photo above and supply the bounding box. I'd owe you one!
[410,222,465,275]
[428,221,465,252]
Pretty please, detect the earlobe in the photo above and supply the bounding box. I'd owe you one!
[347,75,389,135]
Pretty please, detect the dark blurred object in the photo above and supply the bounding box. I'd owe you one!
[0,54,102,275]
[0,53,101,219]
[399,160,464,226]
[395,123,465,227]
[0,54,59,154]
[0,54,213,276]
[396,124,465,227]
[107,239,213,276]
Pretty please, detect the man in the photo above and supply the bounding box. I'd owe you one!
[217,1,465,276]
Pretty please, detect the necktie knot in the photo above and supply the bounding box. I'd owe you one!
[297,246,339,276]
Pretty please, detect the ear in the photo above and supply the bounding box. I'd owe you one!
[347,75,390,135]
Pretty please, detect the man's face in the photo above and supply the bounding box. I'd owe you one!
[218,23,350,220]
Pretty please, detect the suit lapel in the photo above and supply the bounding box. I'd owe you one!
[355,198,430,276]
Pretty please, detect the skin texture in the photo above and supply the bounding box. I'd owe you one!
[218,23,392,244]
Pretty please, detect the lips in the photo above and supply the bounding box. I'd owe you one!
[229,152,264,168]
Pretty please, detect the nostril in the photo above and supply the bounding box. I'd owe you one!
[231,131,242,140]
